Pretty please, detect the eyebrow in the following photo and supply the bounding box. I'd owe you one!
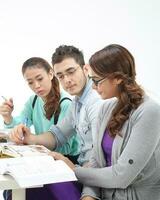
[26,74,42,81]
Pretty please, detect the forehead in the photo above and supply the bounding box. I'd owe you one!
[23,67,47,79]
[53,57,79,73]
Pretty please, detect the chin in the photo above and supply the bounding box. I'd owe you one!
[100,94,108,100]
[66,89,75,96]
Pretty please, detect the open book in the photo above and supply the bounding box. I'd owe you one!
[0,144,77,188]
[0,143,50,158]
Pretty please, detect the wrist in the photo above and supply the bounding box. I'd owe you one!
[26,134,36,145]
[4,116,13,125]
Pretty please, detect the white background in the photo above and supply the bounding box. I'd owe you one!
[0,0,160,116]
[0,0,160,197]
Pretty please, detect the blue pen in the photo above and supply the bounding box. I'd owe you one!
[23,117,28,127]
[1,96,7,101]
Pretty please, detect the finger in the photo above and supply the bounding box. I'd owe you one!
[8,98,14,108]
[1,104,13,112]
[16,125,26,140]
[21,126,31,140]
[49,152,64,160]
[11,125,25,141]
[9,131,23,144]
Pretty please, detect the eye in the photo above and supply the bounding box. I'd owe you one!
[67,69,76,75]
[37,78,43,81]
[57,75,64,80]
[28,81,33,85]
[68,71,74,75]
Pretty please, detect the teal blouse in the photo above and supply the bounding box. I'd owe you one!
[4,91,80,156]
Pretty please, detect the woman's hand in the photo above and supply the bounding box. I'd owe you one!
[49,151,75,170]
[0,98,14,124]
[9,124,34,144]
[81,196,96,200]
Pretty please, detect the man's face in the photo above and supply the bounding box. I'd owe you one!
[54,58,87,96]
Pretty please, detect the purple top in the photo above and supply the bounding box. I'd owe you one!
[102,129,114,166]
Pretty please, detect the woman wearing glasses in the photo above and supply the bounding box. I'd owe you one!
[51,44,160,200]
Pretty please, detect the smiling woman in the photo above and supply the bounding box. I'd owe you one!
[72,44,160,200]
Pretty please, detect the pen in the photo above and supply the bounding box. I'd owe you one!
[23,117,28,127]
[1,96,13,109]
[1,96,7,101]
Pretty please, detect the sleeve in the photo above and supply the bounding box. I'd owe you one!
[86,95,103,142]
[49,103,75,150]
[56,97,80,156]
[75,101,160,189]
[78,102,106,198]
[81,185,101,200]
[4,96,34,129]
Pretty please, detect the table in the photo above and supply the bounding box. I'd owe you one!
[0,174,42,200]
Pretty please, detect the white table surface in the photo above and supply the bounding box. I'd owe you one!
[0,174,42,200]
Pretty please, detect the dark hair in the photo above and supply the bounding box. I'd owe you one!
[51,45,85,67]
[22,57,60,120]
[89,44,144,137]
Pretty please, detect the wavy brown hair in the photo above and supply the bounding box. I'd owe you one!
[89,44,144,137]
[22,57,60,120]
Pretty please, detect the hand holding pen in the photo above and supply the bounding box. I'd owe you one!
[0,96,14,124]
[9,124,32,145]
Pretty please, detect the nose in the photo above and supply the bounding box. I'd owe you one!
[34,81,41,89]
[63,75,72,84]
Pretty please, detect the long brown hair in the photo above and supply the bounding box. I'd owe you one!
[89,44,144,137]
[22,57,60,120]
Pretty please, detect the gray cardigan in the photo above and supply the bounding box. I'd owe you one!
[75,96,160,200]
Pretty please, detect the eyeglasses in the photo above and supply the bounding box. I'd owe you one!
[88,75,108,86]
[55,66,80,81]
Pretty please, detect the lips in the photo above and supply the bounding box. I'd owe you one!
[67,85,76,90]
[36,90,44,95]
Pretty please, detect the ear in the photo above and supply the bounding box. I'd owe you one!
[83,64,91,77]
[49,69,54,80]
[115,78,122,85]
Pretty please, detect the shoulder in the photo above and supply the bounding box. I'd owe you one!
[85,88,103,105]
[27,94,37,102]
[85,90,104,115]
[131,95,160,121]
[26,95,44,110]
[60,90,72,100]
[98,97,118,118]
[25,95,39,107]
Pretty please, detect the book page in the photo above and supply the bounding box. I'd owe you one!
[0,155,77,188]
[0,144,50,158]
[0,129,10,142]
